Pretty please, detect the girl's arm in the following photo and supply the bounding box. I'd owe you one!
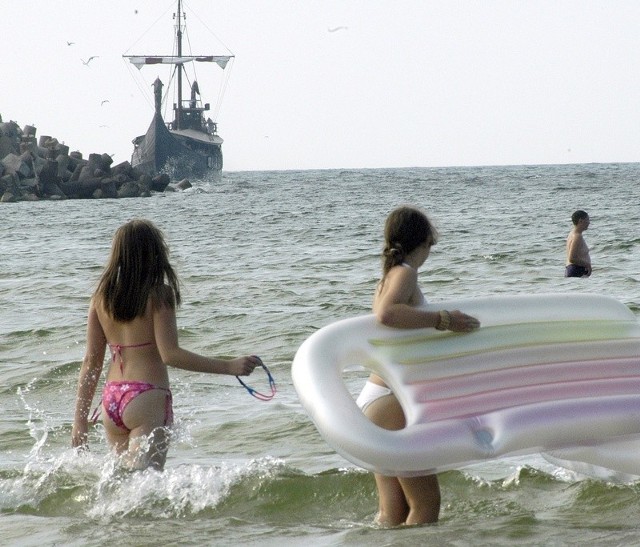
[72,302,107,448]
[375,267,479,332]
[153,303,258,376]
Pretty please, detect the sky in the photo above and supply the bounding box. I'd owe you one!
[3,0,640,172]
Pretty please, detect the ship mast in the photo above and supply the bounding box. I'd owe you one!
[175,0,184,129]
[124,0,234,132]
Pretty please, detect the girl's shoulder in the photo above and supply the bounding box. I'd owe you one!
[391,262,418,279]
[381,263,418,289]
[151,284,178,309]
[90,293,108,315]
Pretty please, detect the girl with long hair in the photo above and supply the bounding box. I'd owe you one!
[357,206,480,525]
[72,219,260,470]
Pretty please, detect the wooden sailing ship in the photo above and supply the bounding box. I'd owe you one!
[123,0,233,180]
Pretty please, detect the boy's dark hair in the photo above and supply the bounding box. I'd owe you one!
[571,210,588,225]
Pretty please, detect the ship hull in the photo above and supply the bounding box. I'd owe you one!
[131,113,223,180]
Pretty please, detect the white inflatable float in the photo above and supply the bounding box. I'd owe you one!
[292,294,640,477]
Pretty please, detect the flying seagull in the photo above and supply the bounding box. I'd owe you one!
[101,100,110,106]
[81,56,99,66]
[67,41,75,46]
[328,26,348,32]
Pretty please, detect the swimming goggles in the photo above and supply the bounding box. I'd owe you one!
[236,357,277,401]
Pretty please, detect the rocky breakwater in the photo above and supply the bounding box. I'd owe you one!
[0,118,193,203]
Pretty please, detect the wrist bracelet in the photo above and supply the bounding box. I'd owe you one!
[436,309,451,331]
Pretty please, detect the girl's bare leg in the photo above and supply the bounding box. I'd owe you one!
[365,393,440,525]
[103,389,171,470]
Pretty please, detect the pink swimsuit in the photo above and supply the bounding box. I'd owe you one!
[109,342,154,374]
[102,380,173,431]
[93,341,173,432]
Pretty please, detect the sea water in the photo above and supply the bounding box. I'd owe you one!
[1,164,639,546]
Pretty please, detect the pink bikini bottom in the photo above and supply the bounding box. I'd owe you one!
[98,381,173,432]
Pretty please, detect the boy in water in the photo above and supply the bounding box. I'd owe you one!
[565,210,592,277]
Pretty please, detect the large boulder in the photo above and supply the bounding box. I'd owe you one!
[42,180,66,199]
[99,153,113,171]
[0,119,191,201]
[0,135,16,159]
[117,180,141,198]
[1,191,17,203]
[60,177,104,199]
[38,159,60,189]
[0,121,20,139]
[151,173,170,192]
[175,178,192,190]
[2,153,31,178]
[0,173,18,194]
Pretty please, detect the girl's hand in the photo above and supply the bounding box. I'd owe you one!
[72,422,89,450]
[228,355,261,376]
[449,310,480,332]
